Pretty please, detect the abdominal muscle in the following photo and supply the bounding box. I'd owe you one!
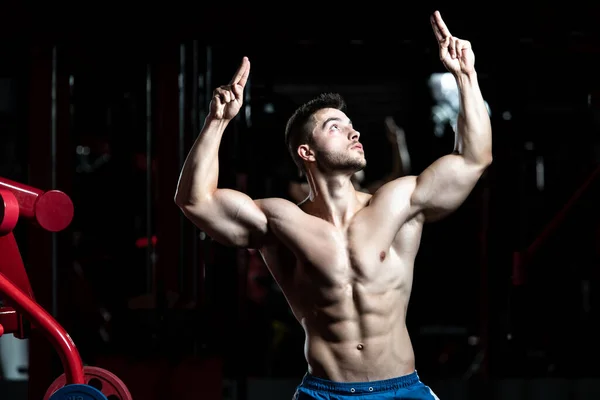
[296,283,415,382]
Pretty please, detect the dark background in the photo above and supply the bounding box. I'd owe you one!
[1,4,600,399]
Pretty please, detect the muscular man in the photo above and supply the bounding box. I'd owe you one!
[175,11,492,399]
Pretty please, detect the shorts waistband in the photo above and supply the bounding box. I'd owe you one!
[299,370,421,395]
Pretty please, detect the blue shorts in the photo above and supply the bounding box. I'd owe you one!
[293,370,440,399]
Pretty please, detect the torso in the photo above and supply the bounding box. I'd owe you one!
[257,180,425,382]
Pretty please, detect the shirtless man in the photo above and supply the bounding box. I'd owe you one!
[175,11,492,399]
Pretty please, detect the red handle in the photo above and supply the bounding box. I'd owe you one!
[0,177,74,232]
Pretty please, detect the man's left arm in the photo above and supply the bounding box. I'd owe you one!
[411,72,492,222]
[410,11,492,222]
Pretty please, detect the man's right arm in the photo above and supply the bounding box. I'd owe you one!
[174,116,268,248]
[174,57,268,249]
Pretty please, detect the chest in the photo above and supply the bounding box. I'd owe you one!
[262,208,421,292]
[301,223,407,288]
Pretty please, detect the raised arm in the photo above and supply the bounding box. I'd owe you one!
[174,57,268,248]
[410,11,493,222]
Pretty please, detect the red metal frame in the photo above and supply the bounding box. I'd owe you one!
[513,164,600,285]
[0,177,84,385]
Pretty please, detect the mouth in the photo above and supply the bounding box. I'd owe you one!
[351,143,363,151]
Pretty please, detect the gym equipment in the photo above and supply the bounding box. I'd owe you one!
[44,367,132,400]
[0,176,132,400]
[512,164,600,285]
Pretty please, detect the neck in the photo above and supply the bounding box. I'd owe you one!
[305,170,361,227]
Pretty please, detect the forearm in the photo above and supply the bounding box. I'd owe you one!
[455,71,492,164]
[175,116,229,206]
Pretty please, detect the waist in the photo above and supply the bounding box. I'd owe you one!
[299,370,421,395]
[303,311,409,346]
[305,333,415,382]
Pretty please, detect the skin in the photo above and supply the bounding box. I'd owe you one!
[175,11,492,383]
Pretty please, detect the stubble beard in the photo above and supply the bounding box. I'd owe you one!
[315,149,367,175]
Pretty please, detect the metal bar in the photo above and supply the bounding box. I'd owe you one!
[50,45,58,318]
[191,40,199,302]
[479,184,490,379]
[203,45,213,306]
[146,62,153,294]
[179,43,186,296]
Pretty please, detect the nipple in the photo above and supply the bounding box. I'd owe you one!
[379,251,386,262]
[357,343,364,350]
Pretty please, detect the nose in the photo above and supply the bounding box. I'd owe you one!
[349,129,360,141]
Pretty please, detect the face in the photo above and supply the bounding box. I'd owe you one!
[299,108,366,174]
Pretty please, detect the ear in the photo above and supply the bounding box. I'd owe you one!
[297,144,315,162]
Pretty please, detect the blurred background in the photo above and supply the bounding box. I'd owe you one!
[1,4,600,399]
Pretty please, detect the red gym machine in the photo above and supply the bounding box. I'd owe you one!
[0,176,132,400]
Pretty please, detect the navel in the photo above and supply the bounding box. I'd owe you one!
[379,251,386,262]
[357,343,364,350]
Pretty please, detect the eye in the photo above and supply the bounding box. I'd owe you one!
[330,124,340,131]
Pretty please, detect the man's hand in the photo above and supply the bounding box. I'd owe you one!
[431,11,474,76]
[209,56,250,121]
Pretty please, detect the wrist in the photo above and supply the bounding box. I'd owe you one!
[454,70,478,87]
[204,115,230,131]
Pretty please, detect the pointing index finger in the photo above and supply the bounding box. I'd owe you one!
[230,56,250,87]
[431,10,451,42]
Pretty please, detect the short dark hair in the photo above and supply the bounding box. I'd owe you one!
[284,93,346,172]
